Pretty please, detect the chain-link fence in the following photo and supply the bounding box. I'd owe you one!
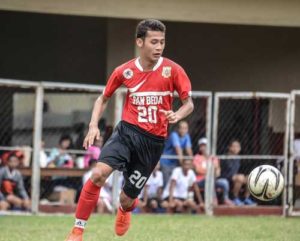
[2,79,299,216]
[0,80,39,210]
[211,92,290,215]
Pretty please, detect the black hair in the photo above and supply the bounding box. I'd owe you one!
[59,134,73,146]
[228,139,241,147]
[8,152,19,161]
[136,19,166,39]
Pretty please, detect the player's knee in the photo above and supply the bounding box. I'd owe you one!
[90,168,108,186]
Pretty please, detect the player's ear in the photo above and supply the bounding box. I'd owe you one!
[136,38,144,48]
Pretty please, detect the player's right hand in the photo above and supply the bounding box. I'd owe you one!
[83,125,100,150]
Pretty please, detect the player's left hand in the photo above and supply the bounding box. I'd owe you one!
[159,109,179,124]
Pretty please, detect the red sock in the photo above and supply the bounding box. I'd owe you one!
[121,198,139,212]
[75,179,101,222]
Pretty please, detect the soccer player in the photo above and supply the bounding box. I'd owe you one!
[65,19,194,241]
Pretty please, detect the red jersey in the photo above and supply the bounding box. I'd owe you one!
[103,57,192,137]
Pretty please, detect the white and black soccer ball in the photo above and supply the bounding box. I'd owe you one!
[248,165,284,201]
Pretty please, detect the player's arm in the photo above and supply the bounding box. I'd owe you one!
[161,65,194,123]
[160,97,194,124]
[83,94,110,149]
[83,68,122,149]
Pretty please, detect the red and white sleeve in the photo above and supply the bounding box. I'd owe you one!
[103,68,123,98]
[173,66,192,100]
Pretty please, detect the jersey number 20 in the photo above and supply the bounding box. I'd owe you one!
[138,106,157,123]
[129,170,147,189]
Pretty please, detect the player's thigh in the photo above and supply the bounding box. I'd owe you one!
[123,139,164,199]
[98,122,131,174]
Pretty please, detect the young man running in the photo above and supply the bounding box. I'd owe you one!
[65,19,194,241]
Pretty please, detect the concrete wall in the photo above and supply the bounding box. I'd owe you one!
[164,22,300,92]
[0,11,107,84]
[1,0,300,27]
[1,11,300,92]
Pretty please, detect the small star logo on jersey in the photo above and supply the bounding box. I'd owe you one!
[123,68,133,79]
[162,66,172,78]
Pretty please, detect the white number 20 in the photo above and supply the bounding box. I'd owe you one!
[129,170,147,189]
[138,106,158,123]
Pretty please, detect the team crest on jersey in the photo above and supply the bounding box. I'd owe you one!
[162,66,171,78]
[123,68,133,79]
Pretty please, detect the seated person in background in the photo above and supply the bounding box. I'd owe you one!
[140,163,164,212]
[40,140,49,168]
[160,121,193,186]
[48,134,74,168]
[193,138,233,206]
[83,136,103,168]
[220,139,255,206]
[161,159,204,213]
[0,153,30,211]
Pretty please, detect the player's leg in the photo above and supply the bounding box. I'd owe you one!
[66,122,129,240]
[114,190,139,236]
[65,162,113,241]
[114,121,164,236]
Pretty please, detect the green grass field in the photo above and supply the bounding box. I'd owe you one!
[1,214,299,241]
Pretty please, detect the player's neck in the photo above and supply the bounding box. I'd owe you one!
[138,57,158,71]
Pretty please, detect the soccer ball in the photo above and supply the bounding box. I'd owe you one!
[248,165,284,201]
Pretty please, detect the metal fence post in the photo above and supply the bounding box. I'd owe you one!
[283,96,291,216]
[31,84,44,214]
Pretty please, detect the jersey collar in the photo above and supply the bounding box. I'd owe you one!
[135,57,163,72]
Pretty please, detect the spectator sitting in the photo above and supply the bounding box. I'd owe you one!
[47,134,74,168]
[139,163,164,213]
[193,138,233,206]
[161,159,204,213]
[83,136,103,168]
[160,121,193,186]
[220,139,256,206]
[40,140,48,168]
[0,153,31,211]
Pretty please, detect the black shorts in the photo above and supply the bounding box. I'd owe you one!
[99,121,165,199]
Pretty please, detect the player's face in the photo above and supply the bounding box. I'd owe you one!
[137,31,165,63]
